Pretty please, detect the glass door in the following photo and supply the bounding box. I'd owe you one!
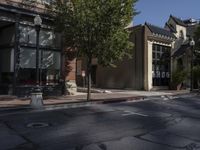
[152,44,171,86]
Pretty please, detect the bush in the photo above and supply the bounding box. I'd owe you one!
[193,66,200,80]
[171,69,188,89]
[193,65,200,89]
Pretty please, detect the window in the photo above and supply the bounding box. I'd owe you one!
[20,25,61,48]
[20,48,36,68]
[18,25,62,85]
[42,51,61,85]
[20,26,36,44]
[42,51,61,70]
[152,44,171,86]
[179,30,184,39]
[18,48,61,85]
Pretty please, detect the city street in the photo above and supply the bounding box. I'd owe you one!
[0,94,200,150]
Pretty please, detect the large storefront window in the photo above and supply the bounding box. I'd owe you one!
[152,44,171,86]
[18,48,61,85]
[20,25,61,48]
[20,48,36,68]
[41,51,61,85]
[18,25,62,86]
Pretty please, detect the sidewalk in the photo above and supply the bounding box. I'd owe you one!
[0,90,191,109]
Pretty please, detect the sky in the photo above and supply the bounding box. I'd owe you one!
[133,0,200,27]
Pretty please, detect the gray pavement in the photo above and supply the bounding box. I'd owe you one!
[0,94,200,150]
[0,90,190,109]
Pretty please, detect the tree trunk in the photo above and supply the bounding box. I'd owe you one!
[87,56,92,101]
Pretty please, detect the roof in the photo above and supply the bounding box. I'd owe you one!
[172,44,190,58]
[165,22,177,33]
[145,22,176,39]
[183,18,199,25]
[170,15,187,27]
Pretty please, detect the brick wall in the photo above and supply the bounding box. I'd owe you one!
[0,0,47,13]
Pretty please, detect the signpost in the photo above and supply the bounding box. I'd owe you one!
[82,70,86,87]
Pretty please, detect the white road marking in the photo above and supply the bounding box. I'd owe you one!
[122,110,148,117]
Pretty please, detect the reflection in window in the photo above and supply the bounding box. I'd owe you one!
[18,48,61,85]
[41,51,61,85]
[19,25,61,48]
[152,44,171,86]
[42,51,60,70]
[20,26,36,44]
[20,48,36,68]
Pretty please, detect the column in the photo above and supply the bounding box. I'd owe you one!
[144,41,153,91]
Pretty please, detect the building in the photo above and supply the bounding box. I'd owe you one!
[166,15,200,89]
[77,15,200,91]
[77,22,176,90]
[0,0,77,96]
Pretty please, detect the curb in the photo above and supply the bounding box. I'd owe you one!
[44,96,144,110]
[0,92,198,116]
[0,96,144,115]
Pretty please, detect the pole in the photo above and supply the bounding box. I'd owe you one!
[191,45,194,91]
[87,56,92,101]
[35,25,40,87]
[30,16,43,109]
[40,47,43,86]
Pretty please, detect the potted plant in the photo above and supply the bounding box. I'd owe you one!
[171,69,188,90]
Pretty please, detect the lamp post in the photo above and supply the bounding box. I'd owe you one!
[30,15,43,108]
[34,15,42,89]
[189,38,195,91]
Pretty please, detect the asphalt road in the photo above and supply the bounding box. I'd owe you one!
[0,94,200,150]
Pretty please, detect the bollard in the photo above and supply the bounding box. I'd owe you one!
[30,92,43,109]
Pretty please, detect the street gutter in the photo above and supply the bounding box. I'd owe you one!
[0,91,198,116]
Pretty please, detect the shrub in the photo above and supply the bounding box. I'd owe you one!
[171,69,188,89]
[193,65,200,89]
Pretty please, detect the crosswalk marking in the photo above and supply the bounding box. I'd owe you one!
[122,110,148,117]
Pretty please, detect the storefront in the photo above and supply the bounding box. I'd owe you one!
[0,3,64,96]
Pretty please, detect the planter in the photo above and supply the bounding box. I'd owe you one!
[170,83,182,90]
[176,83,182,91]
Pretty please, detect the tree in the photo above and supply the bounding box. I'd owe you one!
[51,0,137,100]
[194,25,200,65]
[193,66,200,89]
[193,26,200,89]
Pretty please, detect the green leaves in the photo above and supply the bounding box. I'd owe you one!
[171,69,188,86]
[193,65,200,80]
[194,26,200,65]
[52,0,137,66]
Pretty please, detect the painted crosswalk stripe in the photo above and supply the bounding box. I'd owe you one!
[122,111,148,117]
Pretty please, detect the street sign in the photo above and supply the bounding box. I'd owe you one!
[82,70,86,77]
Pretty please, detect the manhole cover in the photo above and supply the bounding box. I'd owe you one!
[26,122,50,128]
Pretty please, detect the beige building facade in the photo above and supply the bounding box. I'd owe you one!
[0,0,77,96]
[166,15,200,89]
[77,22,176,90]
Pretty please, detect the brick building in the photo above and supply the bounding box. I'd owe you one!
[0,0,76,96]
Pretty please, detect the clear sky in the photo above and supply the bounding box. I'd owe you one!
[134,0,200,27]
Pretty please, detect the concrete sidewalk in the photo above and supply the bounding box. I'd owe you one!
[0,90,191,109]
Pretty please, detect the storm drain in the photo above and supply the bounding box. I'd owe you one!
[26,122,50,128]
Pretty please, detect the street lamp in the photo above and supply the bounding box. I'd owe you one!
[34,15,42,89]
[30,15,43,108]
[189,38,195,91]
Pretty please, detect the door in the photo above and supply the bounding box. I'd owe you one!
[152,44,171,86]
